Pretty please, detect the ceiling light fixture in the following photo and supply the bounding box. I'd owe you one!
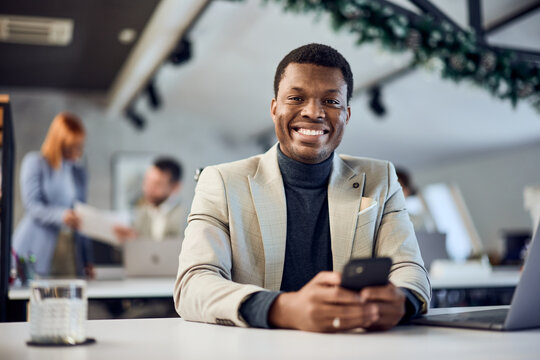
[146,80,161,109]
[125,106,146,130]
[169,38,192,65]
[118,28,137,45]
[368,86,386,118]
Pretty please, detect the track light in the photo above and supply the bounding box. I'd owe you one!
[124,37,192,128]
[125,106,146,130]
[368,86,386,118]
[169,38,192,65]
[146,80,161,109]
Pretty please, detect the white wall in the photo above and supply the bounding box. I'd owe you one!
[414,143,540,254]
[8,89,261,224]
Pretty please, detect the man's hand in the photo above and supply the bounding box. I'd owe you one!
[268,272,380,332]
[113,225,137,244]
[359,282,406,331]
[267,271,406,332]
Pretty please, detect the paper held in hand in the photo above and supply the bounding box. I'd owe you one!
[74,202,126,246]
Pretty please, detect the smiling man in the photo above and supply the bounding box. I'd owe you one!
[174,44,430,332]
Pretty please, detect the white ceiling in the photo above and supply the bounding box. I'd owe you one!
[146,0,540,168]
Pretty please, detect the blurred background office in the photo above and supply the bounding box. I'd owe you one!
[1,0,540,318]
[114,156,186,242]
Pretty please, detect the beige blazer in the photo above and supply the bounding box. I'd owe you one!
[174,144,431,327]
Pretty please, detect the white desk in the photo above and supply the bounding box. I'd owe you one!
[8,277,175,300]
[1,307,538,360]
[430,269,520,289]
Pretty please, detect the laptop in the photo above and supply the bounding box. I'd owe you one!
[123,239,182,277]
[415,231,448,271]
[412,223,540,331]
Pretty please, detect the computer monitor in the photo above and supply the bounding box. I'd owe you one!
[421,183,484,261]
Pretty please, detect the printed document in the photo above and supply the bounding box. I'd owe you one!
[75,202,127,246]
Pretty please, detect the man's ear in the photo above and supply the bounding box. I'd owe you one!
[346,105,351,125]
[271,98,277,123]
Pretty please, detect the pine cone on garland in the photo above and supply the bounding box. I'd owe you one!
[449,54,466,71]
[405,29,421,50]
[479,52,497,73]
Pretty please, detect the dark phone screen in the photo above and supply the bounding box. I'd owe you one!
[341,257,392,291]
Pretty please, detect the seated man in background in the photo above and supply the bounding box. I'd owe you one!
[175,43,430,332]
[395,167,436,233]
[116,157,186,242]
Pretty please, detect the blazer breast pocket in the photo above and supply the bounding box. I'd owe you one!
[352,197,378,257]
[356,197,378,228]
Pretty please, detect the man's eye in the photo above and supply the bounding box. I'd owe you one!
[326,99,340,105]
[288,97,303,102]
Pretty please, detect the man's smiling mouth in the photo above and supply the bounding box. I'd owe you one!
[293,127,329,136]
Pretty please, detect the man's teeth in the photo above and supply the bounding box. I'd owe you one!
[297,128,324,136]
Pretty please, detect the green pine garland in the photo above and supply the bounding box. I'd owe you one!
[259,0,540,114]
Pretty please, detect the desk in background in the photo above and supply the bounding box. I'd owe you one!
[8,277,176,321]
[9,268,519,301]
[1,307,538,360]
[430,267,520,307]
[7,267,522,320]
[9,277,174,300]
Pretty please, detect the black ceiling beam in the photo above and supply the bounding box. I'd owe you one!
[352,0,459,33]
[485,0,540,35]
[390,0,540,65]
[348,0,540,93]
[353,0,419,19]
[491,46,540,65]
[468,0,485,44]
[408,0,465,32]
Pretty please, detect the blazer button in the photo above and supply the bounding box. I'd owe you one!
[353,182,360,189]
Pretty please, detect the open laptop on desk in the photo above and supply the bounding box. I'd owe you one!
[415,231,448,271]
[413,223,540,331]
[123,239,181,277]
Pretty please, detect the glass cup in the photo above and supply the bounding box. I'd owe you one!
[29,279,87,344]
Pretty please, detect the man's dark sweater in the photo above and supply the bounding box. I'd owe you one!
[239,145,421,328]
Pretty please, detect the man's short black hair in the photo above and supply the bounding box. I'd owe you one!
[154,157,183,183]
[273,43,354,103]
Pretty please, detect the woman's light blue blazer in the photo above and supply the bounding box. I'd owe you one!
[12,152,93,276]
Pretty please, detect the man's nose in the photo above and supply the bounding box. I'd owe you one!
[301,99,324,119]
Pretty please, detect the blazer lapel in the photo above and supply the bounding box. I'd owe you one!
[328,155,365,272]
[248,144,287,291]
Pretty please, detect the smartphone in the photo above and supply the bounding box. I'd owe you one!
[340,257,392,291]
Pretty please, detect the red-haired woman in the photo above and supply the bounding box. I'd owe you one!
[12,112,94,278]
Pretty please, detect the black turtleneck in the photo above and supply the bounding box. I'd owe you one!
[277,145,334,291]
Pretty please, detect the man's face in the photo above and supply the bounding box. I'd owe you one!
[142,166,178,207]
[271,63,350,164]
